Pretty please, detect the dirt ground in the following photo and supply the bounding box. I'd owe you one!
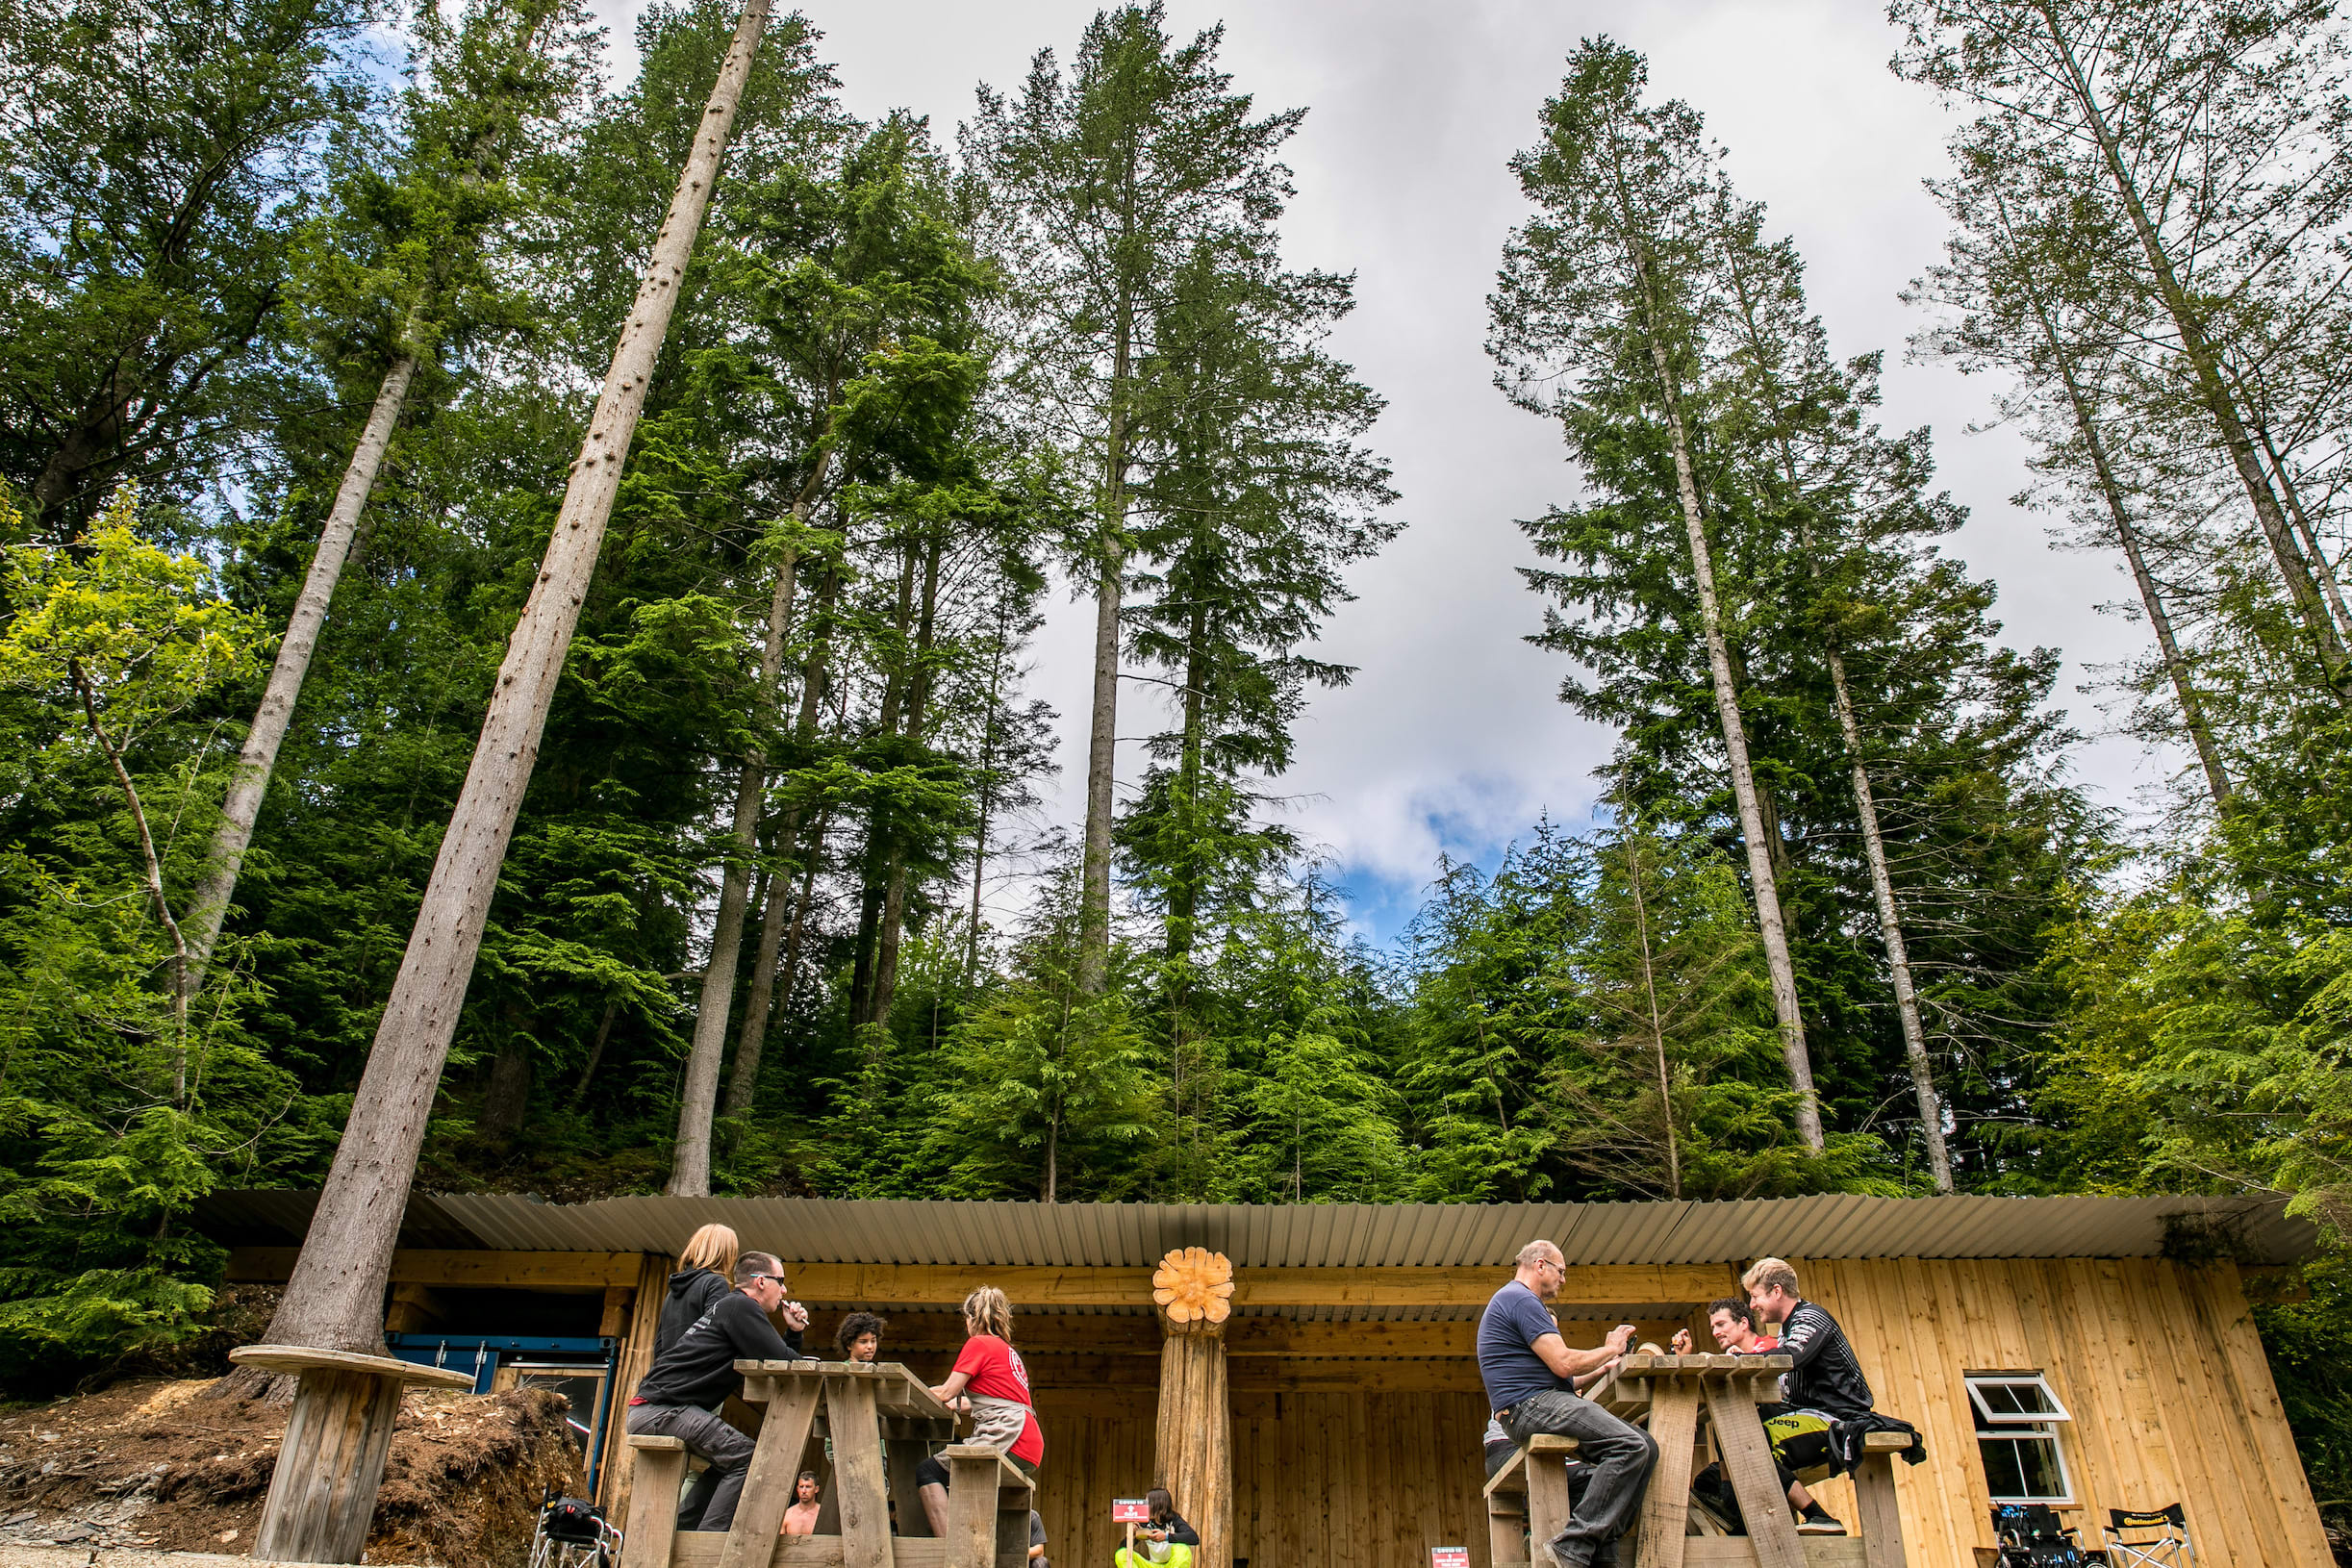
[0,1378,588,1568]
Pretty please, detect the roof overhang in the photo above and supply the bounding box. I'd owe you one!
[193,1189,2315,1269]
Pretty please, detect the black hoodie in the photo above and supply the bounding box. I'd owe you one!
[652,1268,733,1361]
[635,1285,805,1410]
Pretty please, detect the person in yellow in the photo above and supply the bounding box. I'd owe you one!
[1112,1490,1198,1568]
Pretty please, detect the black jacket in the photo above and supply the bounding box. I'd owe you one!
[1777,1300,1872,1421]
[653,1268,732,1361]
[635,1289,804,1410]
[1150,1515,1201,1548]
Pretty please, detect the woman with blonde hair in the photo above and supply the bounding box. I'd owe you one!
[918,1286,1042,1532]
[655,1225,743,1358]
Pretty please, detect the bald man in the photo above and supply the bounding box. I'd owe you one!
[1477,1240,1657,1568]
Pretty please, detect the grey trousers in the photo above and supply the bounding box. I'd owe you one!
[626,1403,756,1530]
[1501,1391,1657,1566]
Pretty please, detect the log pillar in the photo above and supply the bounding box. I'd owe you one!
[230,1345,475,1564]
[1151,1247,1233,1568]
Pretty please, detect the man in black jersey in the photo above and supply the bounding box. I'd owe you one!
[1742,1257,1873,1419]
[1742,1256,1868,1534]
[625,1251,807,1530]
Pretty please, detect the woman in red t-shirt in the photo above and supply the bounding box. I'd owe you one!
[918,1286,1043,1533]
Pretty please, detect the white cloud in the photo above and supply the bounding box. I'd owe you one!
[589,0,2185,941]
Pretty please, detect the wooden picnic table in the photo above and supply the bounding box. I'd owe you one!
[618,1359,1035,1568]
[1486,1353,1910,1568]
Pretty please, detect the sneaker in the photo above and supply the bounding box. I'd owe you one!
[1795,1513,1846,1536]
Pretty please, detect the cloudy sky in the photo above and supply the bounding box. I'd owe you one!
[597,0,2178,944]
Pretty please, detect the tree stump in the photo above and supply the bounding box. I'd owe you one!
[1151,1248,1232,1568]
[231,1345,476,1564]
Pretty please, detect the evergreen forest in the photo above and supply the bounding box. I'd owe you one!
[7,0,2352,1530]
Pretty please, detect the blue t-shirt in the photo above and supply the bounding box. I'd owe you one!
[1478,1279,1569,1413]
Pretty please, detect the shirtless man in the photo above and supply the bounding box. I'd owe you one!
[780,1474,822,1537]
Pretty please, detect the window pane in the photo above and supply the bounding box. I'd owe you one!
[1977,1383,2027,1416]
[1979,1436,2028,1499]
[2002,1381,2060,1417]
[1980,1433,2067,1503]
[2012,1436,2066,1501]
[1968,1376,2068,1424]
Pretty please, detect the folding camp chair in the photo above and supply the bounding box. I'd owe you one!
[1989,1504,2085,1567]
[2101,1504,2196,1568]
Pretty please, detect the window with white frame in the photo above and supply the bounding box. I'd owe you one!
[1966,1373,2074,1505]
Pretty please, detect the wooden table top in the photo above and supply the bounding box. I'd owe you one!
[733,1358,961,1423]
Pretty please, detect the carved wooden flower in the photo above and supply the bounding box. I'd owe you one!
[1151,1246,1234,1325]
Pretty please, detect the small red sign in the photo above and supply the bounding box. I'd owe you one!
[1112,1500,1151,1525]
[1430,1549,1470,1568]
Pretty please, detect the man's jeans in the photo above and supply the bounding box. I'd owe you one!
[1500,1391,1657,1566]
[626,1403,755,1530]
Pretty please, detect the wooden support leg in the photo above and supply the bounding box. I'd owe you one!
[995,1471,1034,1568]
[1487,1497,1528,1568]
[945,1452,1002,1568]
[1526,1449,1573,1562]
[887,1437,934,1536]
[252,1367,406,1564]
[717,1377,823,1568]
[828,1377,896,1568]
[1851,1453,1908,1568]
[1634,1383,1702,1568]
[1707,1379,1806,1568]
[620,1437,689,1568]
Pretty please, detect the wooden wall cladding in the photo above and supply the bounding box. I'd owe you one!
[1232,1392,1498,1568]
[1789,1256,2326,1568]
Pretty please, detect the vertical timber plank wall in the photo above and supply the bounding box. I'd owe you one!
[1791,1255,2326,1568]
[598,1253,678,1521]
[1031,1389,1156,1568]
[1229,1391,1494,1568]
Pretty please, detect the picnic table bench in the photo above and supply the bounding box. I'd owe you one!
[619,1360,1034,1568]
[1486,1354,1910,1568]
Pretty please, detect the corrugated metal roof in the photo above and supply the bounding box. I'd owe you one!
[194,1189,2314,1267]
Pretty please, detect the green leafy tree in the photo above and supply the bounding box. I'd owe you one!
[921,868,1155,1201]
[0,0,370,532]
[967,2,1306,993]
[1490,39,1823,1149]
[0,486,304,1386]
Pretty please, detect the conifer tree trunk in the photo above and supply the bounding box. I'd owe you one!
[668,452,825,1194]
[568,995,621,1111]
[1167,599,1207,964]
[2062,367,2235,805]
[1710,217,1945,1176]
[1623,841,1681,1200]
[869,530,942,1028]
[1629,270,1823,1151]
[723,568,838,1117]
[965,602,1010,980]
[1986,183,2234,805]
[2248,411,2352,644]
[1078,304,1135,997]
[2036,4,2352,696]
[226,0,773,1369]
[185,350,418,977]
[850,544,918,1028]
[1822,645,1952,1190]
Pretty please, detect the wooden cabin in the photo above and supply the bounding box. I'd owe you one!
[200,1191,2329,1568]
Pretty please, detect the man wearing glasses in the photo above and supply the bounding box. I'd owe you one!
[626,1251,809,1530]
[1478,1241,1657,1568]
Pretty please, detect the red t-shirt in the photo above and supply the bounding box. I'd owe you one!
[954,1333,1043,1465]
